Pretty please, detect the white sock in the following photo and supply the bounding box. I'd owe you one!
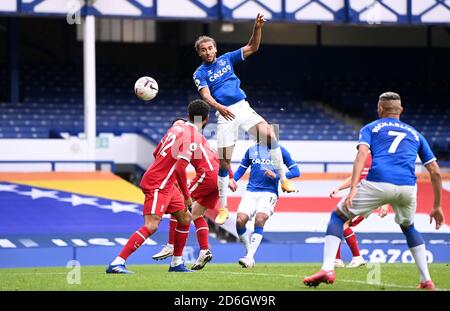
[321,235,342,271]
[269,147,286,181]
[111,256,125,266]
[218,175,229,208]
[171,256,183,267]
[410,244,431,282]
[238,231,250,255]
[247,233,263,259]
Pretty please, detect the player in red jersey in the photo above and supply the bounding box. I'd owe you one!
[106,100,211,274]
[329,152,388,268]
[152,118,236,270]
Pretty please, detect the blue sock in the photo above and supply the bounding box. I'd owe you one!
[254,226,264,235]
[401,224,424,248]
[325,211,345,238]
[218,168,229,177]
[236,226,247,236]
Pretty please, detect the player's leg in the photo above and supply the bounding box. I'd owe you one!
[190,201,213,270]
[216,114,239,226]
[245,192,276,260]
[107,189,166,274]
[304,180,383,286]
[247,121,296,193]
[345,216,366,268]
[303,209,347,286]
[235,191,256,256]
[169,208,192,271]
[152,215,176,260]
[245,212,268,259]
[334,221,347,268]
[393,185,434,289]
[217,148,233,225]
[107,214,161,274]
[167,187,193,272]
[236,212,250,254]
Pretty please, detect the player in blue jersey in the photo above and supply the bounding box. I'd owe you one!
[230,128,300,268]
[304,92,445,290]
[193,13,297,226]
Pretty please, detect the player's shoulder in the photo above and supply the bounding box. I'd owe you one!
[169,124,187,136]
[193,64,207,76]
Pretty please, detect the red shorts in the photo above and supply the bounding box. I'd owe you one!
[349,215,365,227]
[143,186,185,217]
[189,172,219,210]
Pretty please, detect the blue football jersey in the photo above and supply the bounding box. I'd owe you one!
[234,144,300,196]
[358,117,436,186]
[193,48,247,106]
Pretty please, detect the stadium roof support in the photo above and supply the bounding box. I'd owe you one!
[83,15,96,161]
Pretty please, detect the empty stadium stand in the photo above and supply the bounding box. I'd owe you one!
[0,64,358,142]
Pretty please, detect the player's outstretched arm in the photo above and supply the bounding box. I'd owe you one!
[425,161,444,229]
[199,87,235,121]
[228,167,238,191]
[243,13,265,59]
[330,176,352,198]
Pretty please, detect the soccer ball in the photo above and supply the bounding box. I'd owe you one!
[134,76,159,101]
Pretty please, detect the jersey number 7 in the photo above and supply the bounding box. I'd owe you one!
[387,130,407,153]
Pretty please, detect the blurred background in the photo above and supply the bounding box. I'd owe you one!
[0,0,449,268]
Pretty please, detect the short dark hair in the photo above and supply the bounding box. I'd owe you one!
[195,36,216,52]
[171,117,187,126]
[379,92,401,102]
[188,99,210,123]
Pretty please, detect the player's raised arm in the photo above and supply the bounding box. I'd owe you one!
[242,13,265,59]
[425,161,444,229]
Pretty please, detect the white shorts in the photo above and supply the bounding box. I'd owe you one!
[237,191,278,219]
[216,100,265,148]
[337,179,417,226]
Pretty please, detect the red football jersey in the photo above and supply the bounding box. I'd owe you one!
[190,135,219,175]
[359,152,372,181]
[140,122,203,193]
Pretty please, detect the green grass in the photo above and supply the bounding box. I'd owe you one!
[0,263,449,291]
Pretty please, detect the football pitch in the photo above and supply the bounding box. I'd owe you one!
[1,263,449,291]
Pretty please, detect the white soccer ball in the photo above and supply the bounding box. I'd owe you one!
[134,76,159,101]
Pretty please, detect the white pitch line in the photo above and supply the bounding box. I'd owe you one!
[209,271,448,291]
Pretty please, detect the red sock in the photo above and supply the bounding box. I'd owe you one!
[344,227,360,257]
[194,216,209,250]
[168,216,177,245]
[119,226,152,260]
[173,223,190,256]
[336,242,342,259]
